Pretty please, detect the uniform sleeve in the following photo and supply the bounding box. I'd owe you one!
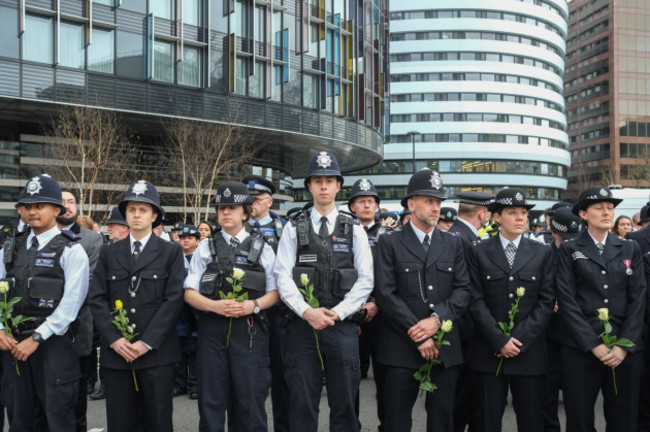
[273,223,311,318]
[330,225,373,320]
[619,241,646,351]
[260,243,277,293]
[184,240,211,291]
[38,243,89,340]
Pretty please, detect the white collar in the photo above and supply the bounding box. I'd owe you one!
[409,220,434,243]
[27,225,61,251]
[130,232,153,251]
[499,233,522,249]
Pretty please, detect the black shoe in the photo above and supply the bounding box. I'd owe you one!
[86,383,95,394]
[89,387,105,400]
[173,388,187,397]
[189,391,198,400]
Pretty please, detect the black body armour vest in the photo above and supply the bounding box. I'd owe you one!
[245,216,284,253]
[292,211,358,309]
[5,231,76,320]
[199,232,267,300]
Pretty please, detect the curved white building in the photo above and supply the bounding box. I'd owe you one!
[345,0,570,211]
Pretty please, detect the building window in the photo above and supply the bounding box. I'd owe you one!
[151,0,174,20]
[60,21,85,69]
[153,40,174,83]
[89,27,115,73]
[117,30,144,79]
[303,74,318,108]
[24,14,54,64]
[183,0,201,26]
[178,45,202,87]
[0,6,19,58]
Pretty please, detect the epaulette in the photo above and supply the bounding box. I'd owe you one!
[60,230,81,242]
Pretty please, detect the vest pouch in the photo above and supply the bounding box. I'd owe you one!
[292,266,318,291]
[332,268,358,298]
[199,270,224,298]
[240,270,266,294]
[28,276,64,301]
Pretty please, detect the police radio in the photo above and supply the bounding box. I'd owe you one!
[247,233,265,264]
[3,226,16,265]
[296,214,310,247]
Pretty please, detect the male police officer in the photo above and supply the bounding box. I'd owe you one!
[0,175,89,431]
[347,177,389,429]
[90,180,185,432]
[437,207,457,232]
[242,174,290,432]
[374,168,472,432]
[274,151,373,432]
[105,206,130,243]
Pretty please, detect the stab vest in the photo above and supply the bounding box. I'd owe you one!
[292,210,358,309]
[246,215,284,253]
[199,232,267,300]
[5,231,76,320]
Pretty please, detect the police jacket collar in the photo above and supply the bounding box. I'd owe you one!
[220,227,249,245]
[27,225,61,251]
[484,234,534,275]
[399,223,445,267]
[575,230,623,268]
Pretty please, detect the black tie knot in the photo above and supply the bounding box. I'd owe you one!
[230,237,240,248]
[422,234,430,254]
[30,236,39,250]
[319,216,329,240]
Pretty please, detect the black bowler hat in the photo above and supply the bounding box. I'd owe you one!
[439,207,458,222]
[456,191,495,207]
[488,188,535,212]
[348,178,380,210]
[171,221,184,232]
[178,224,201,239]
[400,168,447,207]
[550,207,583,239]
[638,204,650,224]
[210,181,255,206]
[572,186,622,215]
[18,174,66,214]
[105,206,128,226]
[119,180,164,228]
[304,151,344,188]
[243,174,277,195]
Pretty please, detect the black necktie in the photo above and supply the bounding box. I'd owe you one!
[422,234,430,254]
[30,236,39,251]
[133,241,141,262]
[319,216,329,240]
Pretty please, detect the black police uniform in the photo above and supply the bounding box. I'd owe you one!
[626,204,650,252]
[556,187,646,432]
[374,169,473,432]
[90,180,185,432]
[467,189,555,432]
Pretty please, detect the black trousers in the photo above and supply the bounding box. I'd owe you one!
[197,313,271,432]
[382,364,459,432]
[173,345,198,393]
[267,306,290,432]
[3,334,80,432]
[561,345,642,432]
[543,339,562,432]
[284,319,360,432]
[356,315,386,429]
[476,372,545,432]
[104,364,174,432]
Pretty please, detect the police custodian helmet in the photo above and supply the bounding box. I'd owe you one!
[400,168,447,208]
[304,151,344,188]
[105,206,128,226]
[119,180,165,228]
[348,178,380,210]
[18,174,66,214]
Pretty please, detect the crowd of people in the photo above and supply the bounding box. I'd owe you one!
[1,150,650,432]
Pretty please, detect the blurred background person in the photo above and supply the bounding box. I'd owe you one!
[612,215,633,239]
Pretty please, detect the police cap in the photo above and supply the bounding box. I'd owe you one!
[242,175,276,196]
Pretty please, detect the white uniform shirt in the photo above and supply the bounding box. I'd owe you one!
[273,208,374,320]
[0,226,89,340]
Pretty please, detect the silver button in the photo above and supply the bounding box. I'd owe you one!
[405,269,410,272]
[131,308,136,313]
[153,275,158,279]
[429,304,434,310]
[487,275,491,280]
[428,285,433,291]
[509,293,514,299]
[509,276,514,281]
[131,324,136,329]
[601,270,606,275]
[604,299,609,304]
[132,276,137,282]
[603,285,608,289]
[448,267,452,271]
[111,276,116,280]
[532,276,536,281]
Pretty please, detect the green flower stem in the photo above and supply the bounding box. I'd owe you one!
[314,329,324,370]
[612,367,617,396]
[132,366,139,392]
[226,318,233,348]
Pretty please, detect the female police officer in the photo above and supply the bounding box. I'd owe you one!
[184,181,278,432]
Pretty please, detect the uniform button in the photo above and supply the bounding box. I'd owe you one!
[603,285,608,289]
[604,299,609,304]
[509,293,514,299]
[131,324,136,329]
[601,270,606,275]
[111,276,116,280]
[448,267,452,271]
[153,275,158,279]
[509,276,514,281]
[532,276,536,281]
[429,304,434,310]
[131,308,136,313]
[487,275,491,280]
[428,285,433,291]
[405,269,410,272]
[132,276,137,282]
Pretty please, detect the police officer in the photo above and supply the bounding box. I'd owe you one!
[556,186,646,432]
[0,189,29,247]
[242,174,290,432]
[273,151,374,432]
[347,177,390,430]
[105,206,130,243]
[542,206,583,432]
[171,221,184,243]
[626,202,650,252]
[447,191,495,432]
[374,169,472,432]
[90,180,185,432]
[437,207,457,232]
[0,175,89,431]
[467,188,555,432]
[184,181,278,432]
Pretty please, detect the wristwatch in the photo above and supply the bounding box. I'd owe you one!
[32,331,44,344]
[253,299,261,314]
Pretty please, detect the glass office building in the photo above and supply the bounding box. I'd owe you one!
[311,1,569,210]
[0,0,388,221]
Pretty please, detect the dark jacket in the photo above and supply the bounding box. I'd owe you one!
[626,226,650,254]
[374,224,472,369]
[556,231,646,353]
[90,234,185,369]
[467,235,555,375]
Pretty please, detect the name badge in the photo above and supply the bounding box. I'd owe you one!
[299,254,318,263]
[333,243,350,253]
[260,228,275,238]
[235,256,249,266]
[34,258,55,268]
